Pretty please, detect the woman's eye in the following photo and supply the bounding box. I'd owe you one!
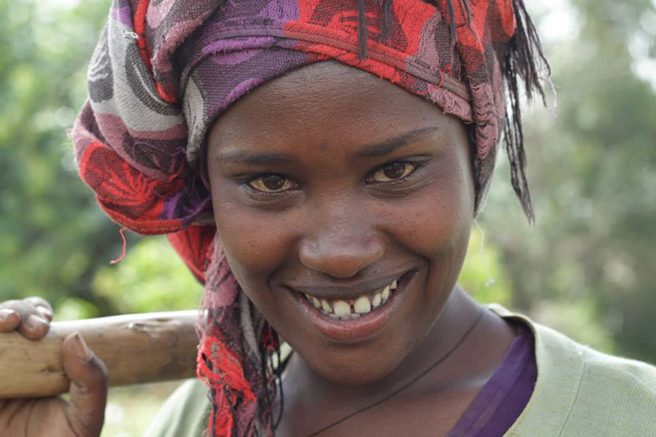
[370,162,417,183]
[248,174,295,193]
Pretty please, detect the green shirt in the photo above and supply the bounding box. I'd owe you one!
[143,305,656,436]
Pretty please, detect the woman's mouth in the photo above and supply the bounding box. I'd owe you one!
[288,271,413,343]
[302,280,398,320]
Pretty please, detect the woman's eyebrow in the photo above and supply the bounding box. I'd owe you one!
[214,127,438,166]
[355,127,439,158]
[214,150,296,166]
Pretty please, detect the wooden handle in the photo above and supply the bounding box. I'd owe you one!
[0,311,199,398]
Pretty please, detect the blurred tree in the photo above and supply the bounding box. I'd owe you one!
[482,0,656,361]
[459,226,513,308]
[0,0,121,316]
[92,236,203,315]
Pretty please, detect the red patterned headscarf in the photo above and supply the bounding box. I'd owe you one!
[73,0,548,435]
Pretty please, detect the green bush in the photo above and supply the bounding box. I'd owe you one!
[92,236,204,314]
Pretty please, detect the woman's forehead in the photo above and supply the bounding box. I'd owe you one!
[208,61,461,150]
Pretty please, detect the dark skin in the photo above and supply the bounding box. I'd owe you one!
[0,298,107,437]
[0,61,515,437]
[207,62,516,436]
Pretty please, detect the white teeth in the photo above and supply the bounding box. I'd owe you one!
[305,294,322,309]
[333,300,351,318]
[354,296,371,314]
[372,293,382,308]
[321,299,333,313]
[381,285,391,302]
[304,277,400,319]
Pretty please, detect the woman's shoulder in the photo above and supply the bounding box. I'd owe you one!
[488,303,656,436]
[574,336,656,395]
[143,379,210,437]
[490,303,656,388]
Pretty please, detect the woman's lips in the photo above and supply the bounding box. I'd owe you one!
[288,272,413,343]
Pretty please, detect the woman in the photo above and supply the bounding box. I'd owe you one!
[1,0,655,436]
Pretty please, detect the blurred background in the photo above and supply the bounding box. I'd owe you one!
[1,0,655,435]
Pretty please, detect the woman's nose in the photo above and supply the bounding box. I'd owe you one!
[298,211,385,278]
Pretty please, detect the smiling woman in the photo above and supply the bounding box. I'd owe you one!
[198,61,530,436]
[207,63,481,394]
[1,0,655,436]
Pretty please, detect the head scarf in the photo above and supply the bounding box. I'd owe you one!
[73,0,548,435]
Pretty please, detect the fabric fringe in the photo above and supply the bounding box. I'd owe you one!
[197,328,257,437]
[196,239,280,436]
[501,0,551,224]
[197,307,280,436]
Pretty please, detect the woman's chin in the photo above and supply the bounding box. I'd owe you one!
[300,341,409,387]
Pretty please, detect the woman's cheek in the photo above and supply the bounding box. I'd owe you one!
[213,200,299,287]
[375,181,470,258]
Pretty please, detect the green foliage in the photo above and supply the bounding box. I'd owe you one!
[93,236,204,314]
[55,296,101,322]
[480,0,656,361]
[531,298,617,354]
[459,226,513,307]
[100,382,181,437]
[0,0,120,313]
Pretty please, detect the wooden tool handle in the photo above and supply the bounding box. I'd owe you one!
[0,311,199,398]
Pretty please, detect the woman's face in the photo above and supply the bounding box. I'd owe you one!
[207,62,475,386]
